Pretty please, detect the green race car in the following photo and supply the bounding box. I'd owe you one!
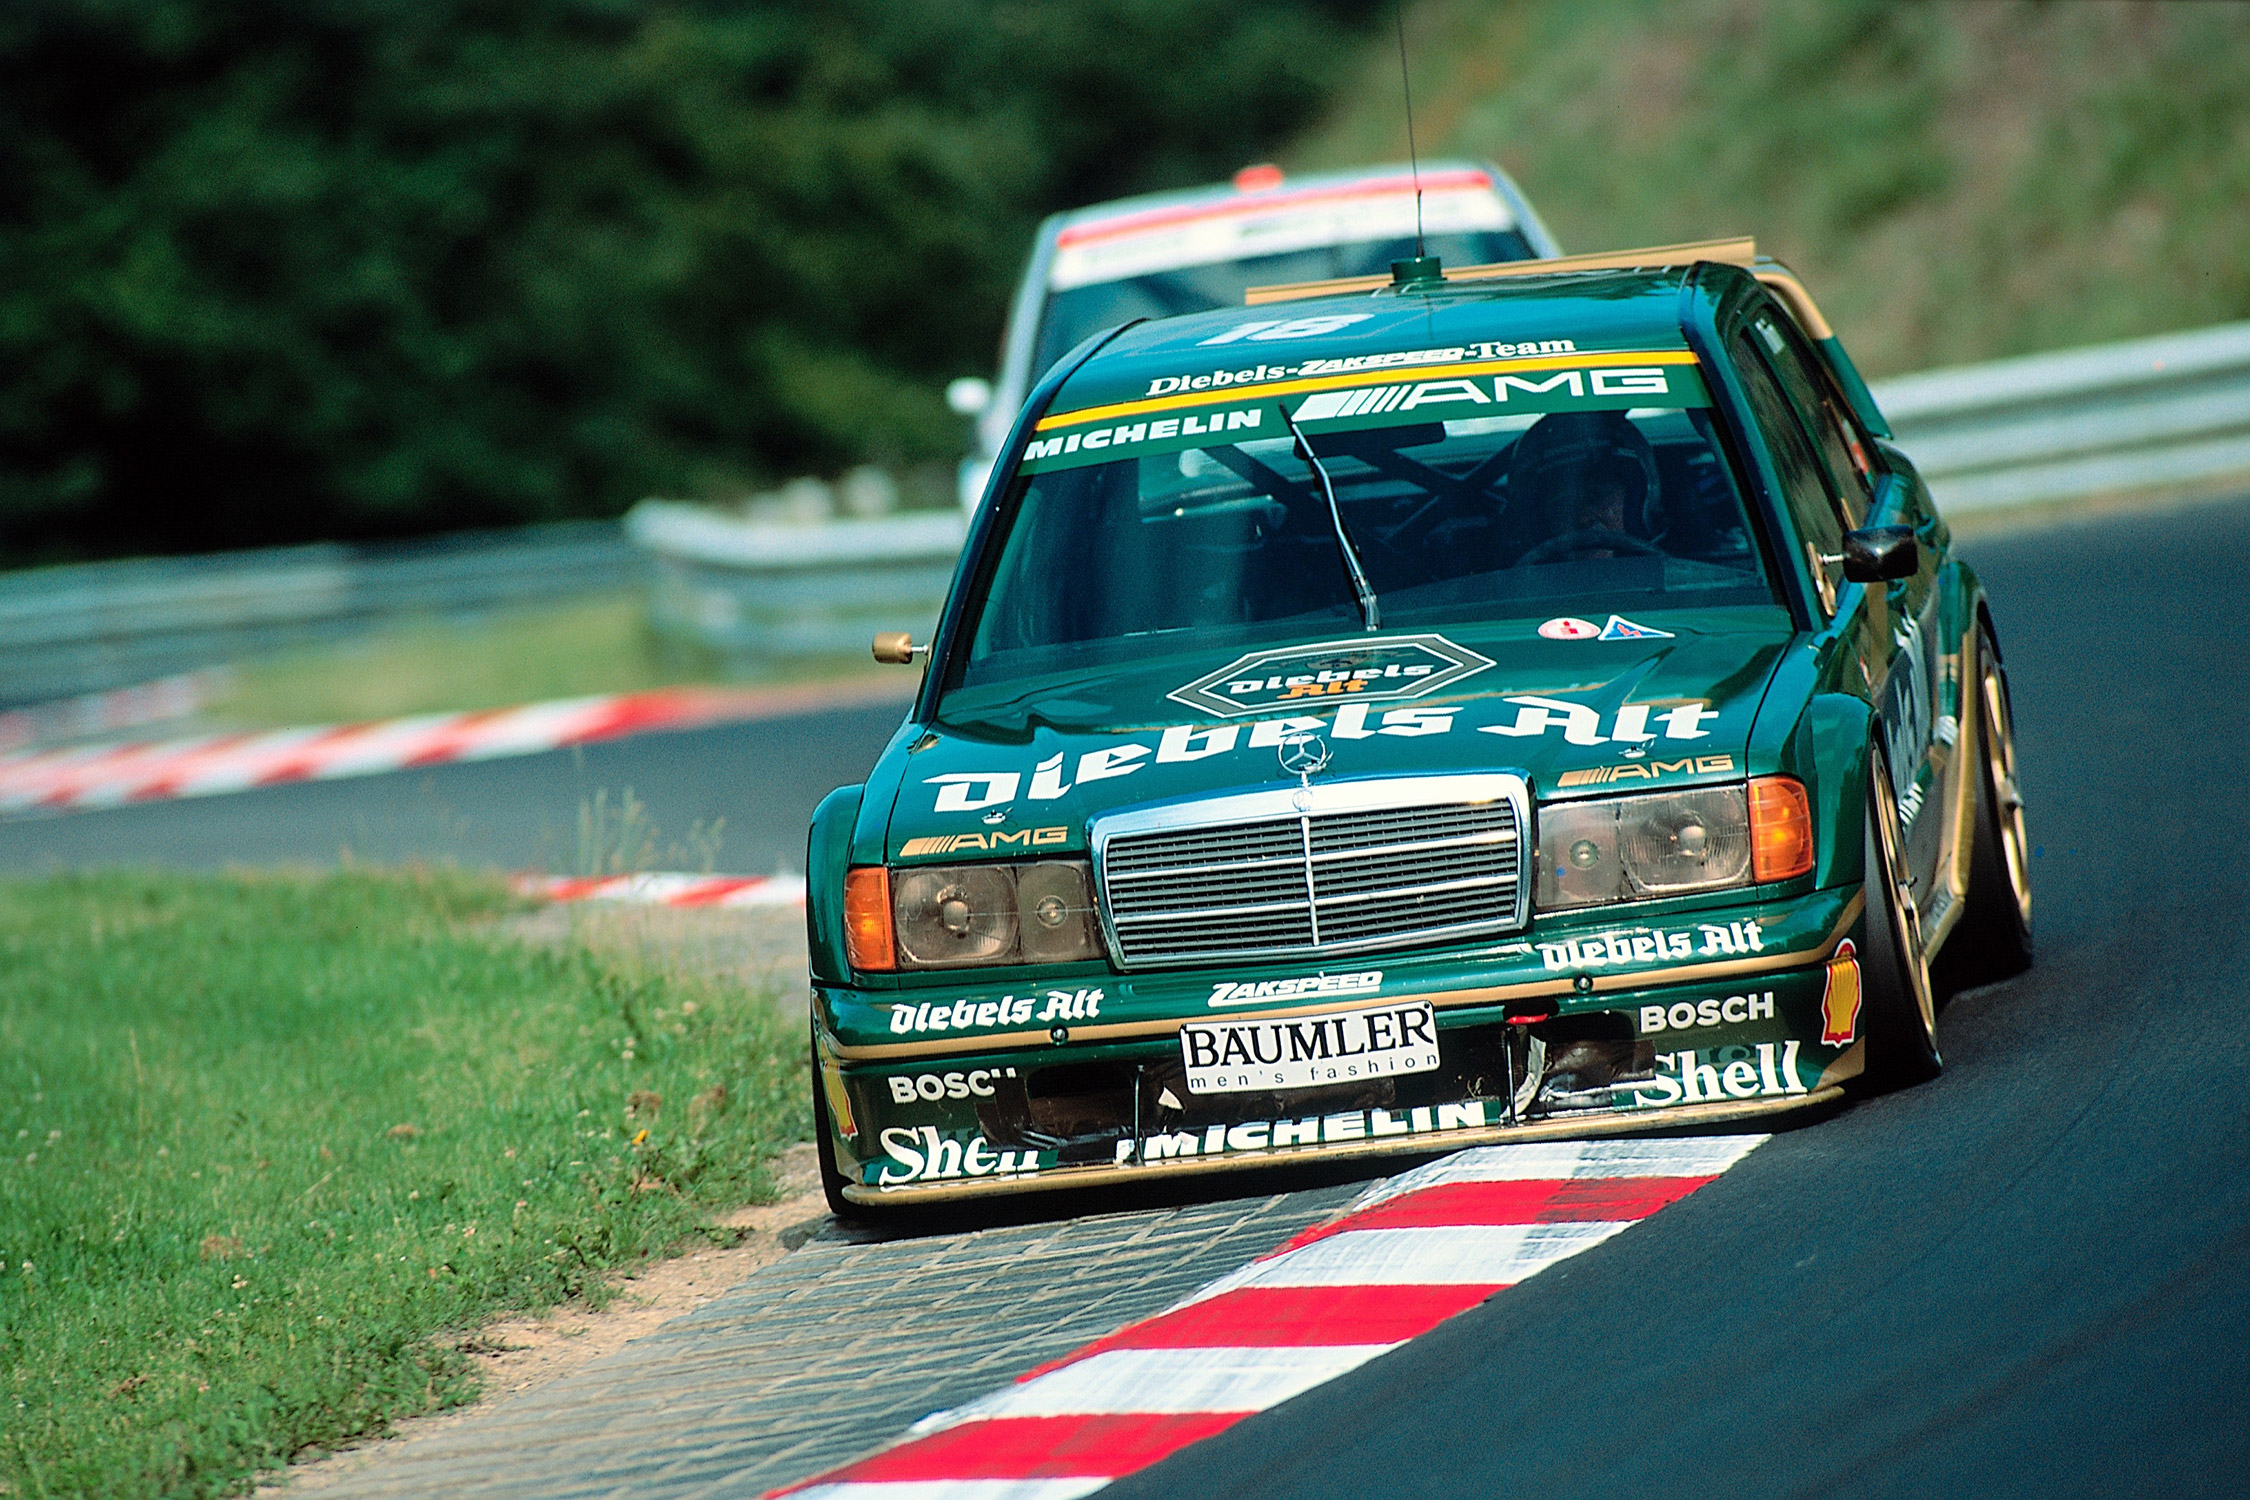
[808,239,2033,1213]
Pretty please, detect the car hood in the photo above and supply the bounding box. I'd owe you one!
[877,606,1797,858]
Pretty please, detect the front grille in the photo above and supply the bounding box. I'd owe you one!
[1095,774,1528,968]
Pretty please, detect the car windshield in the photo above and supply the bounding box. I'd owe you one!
[1029,229,1531,382]
[948,368,1783,704]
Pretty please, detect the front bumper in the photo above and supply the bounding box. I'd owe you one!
[816,886,1866,1205]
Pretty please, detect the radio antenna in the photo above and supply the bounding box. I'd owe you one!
[1395,0,1424,257]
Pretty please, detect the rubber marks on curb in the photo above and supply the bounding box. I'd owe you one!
[515,871,806,909]
[0,680,913,816]
[770,1135,1765,1500]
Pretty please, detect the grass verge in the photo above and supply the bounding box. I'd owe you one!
[201,590,892,729]
[0,869,807,1499]
[1297,0,2250,376]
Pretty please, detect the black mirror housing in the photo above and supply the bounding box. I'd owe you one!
[1842,525,1918,583]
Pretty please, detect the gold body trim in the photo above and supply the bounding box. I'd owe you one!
[1815,1038,1868,1090]
[1752,268,1836,340]
[839,1084,1843,1205]
[826,893,1865,1062]
[1921,635,1985,959]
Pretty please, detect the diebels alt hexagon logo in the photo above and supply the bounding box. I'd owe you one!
[1168,634,1495,719]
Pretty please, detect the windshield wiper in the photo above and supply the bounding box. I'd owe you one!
[1279,402,1380,631]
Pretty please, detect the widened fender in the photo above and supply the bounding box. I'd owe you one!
[806,784,864,989]
[1805,693,1875,890]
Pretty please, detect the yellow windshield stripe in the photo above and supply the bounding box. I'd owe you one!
[1035,348,1702,431]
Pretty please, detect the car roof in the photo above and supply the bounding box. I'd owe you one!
[1042,160,1528,298]
[1046,267,1697,417]
[1050,159,1509,236]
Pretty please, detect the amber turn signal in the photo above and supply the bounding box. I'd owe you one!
[1748,776,1814,882]
[843,866,896,971]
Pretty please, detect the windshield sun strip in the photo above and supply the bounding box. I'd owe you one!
[1035,348,1701,432]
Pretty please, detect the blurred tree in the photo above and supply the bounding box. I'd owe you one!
[0,0,1377,563]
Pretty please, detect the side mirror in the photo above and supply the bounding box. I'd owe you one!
[1841,525,1917,583]
[872,632,927,665]
[945,377,993,418]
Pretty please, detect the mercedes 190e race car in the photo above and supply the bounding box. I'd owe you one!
[809,237,2032,1214]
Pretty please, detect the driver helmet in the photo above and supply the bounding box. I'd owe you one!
[1509,410,1662,541]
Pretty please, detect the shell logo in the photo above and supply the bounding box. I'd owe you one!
[1820,938,1864,1045]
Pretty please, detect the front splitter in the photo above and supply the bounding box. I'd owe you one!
[839,1083,1843,1205]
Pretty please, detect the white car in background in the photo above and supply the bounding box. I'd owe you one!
[947,160,1564,510]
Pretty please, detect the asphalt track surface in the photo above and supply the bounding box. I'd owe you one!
[10,497,2250,1496]
[1101,495,2250,1499]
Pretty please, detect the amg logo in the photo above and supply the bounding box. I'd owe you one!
[1557,753,1737,788]
[1291,364,1675,423]
[898,827,1068,858]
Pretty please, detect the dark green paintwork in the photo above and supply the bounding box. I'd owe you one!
[808,261,1993,1201]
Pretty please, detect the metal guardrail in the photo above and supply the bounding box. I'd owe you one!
[0,522,639,709]
[1872,320,2250,514]
[625,501,967,664]
[3,320,2246,714]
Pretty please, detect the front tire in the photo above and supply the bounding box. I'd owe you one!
[1857,744,1942,1092]
[1933,625,2034,992]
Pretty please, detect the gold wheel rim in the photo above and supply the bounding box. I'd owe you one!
[1981,662,2033,927]
[1873,764,1936,1040]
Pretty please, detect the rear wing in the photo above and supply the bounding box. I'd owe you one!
[1244,236,1891,439]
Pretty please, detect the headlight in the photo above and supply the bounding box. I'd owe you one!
[894,864,1018,966]
[1013,861,1103,962]
[849,860,1103,971]
[1537,786,1753,909]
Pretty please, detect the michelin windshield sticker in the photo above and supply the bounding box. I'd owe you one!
[1019,348,1708,474]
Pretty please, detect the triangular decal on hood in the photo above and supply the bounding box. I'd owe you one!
[1599,614,1675,641]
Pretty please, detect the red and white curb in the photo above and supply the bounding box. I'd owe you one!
[0,670,226,755]
[770,1135,1765,1499]
[515,872,806,909]
[0,683,904,816]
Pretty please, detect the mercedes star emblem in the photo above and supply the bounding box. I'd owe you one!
[1277,731,1331,778]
